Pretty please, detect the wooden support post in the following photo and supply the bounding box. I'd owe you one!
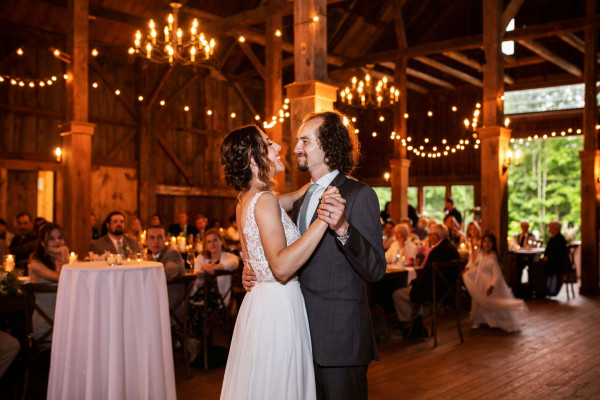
[266,14,286,193]
[58,0,94,256]
[287,0,333,190]
[579,0,600,296]
[390,54,409,223]
[481,0,509,261]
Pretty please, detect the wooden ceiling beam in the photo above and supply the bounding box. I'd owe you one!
[517,39,582,77]
[504,55,545,68]
[344,14,600,67]
[391,0,407,48]
[379,60,455,89]
[406,68,455,89]
[443,51,514,85]
[237,41,266,80]
[406,81,428,94]
[502,0,526,32]
[414,56,483,86]
[560,33,600,63]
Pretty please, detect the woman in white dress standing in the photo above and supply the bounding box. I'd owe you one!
[462,233,528,332]
[218,125,344,400]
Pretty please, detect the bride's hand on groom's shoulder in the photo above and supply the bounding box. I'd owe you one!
[317,186,348,236]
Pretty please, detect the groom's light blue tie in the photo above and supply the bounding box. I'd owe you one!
[298,183,319,234]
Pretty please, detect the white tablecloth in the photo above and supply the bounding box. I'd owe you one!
[386,264,417,283]
[47,261,176,400]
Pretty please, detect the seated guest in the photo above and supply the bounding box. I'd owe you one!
[150,213,162,226]
[382,221,395,251]
[385,224,418,266]
[224,216,240,243]
[90,211,141,257]
[9,212,37,267]
[444,197,463,227]
[462,233,527,332]
[0,218,14,246]
[34,217,47,234]
[194,214,208,241]
[188,228,239,359]
[146,225,186,327]
[413,217,429,241]
[465,221,482,259]
[400,218,418,242]
[443,215,464,247]
[408,203,419,229]
[529,220,567,297]
[392,224,459,338]
[168,211,198,238]
[90,213,100,240]
[29,223,68,341]
[0,331,20,378]
[380,201,393,225]
[516,219,536,248]
[126,217,144,248]
[146,225,185,281]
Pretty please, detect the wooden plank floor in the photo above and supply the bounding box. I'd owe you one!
[175,285,600,400]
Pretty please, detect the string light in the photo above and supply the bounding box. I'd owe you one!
[91,48,99,57]
[16,48,24,56]
[184,105,189,111]
[275,30,282,37]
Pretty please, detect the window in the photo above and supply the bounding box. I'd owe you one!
[502,18,515,56]
[423,186,446,223]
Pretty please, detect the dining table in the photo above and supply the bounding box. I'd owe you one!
[47,260,176,400]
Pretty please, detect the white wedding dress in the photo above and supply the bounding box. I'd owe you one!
[463,252,528,332]
[220,192,316,400]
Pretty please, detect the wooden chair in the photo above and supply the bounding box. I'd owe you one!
[431,260,467,347]
[562,243,579,301]
[21,282,58,400]
[166,274,197,378]
[201,269,236,369]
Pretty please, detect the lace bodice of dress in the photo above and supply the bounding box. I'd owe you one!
[242,191,301,282]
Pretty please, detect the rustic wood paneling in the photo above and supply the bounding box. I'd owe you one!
[90,165,138,227]
[6,170,37,226]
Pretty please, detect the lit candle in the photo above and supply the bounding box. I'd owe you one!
[69,252,78,264]
[4,254,14,272]
[190,46,196,62]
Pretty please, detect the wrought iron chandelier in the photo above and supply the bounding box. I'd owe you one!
[128,2,215,65]
[339,64,399,109]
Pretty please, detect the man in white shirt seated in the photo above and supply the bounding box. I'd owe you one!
[385,224,418,266]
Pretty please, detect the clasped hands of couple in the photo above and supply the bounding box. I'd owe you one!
[242,185,346,291]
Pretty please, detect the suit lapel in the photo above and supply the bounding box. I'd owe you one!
[106,236,117,253]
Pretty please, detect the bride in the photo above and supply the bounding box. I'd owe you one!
[219,125,344,400]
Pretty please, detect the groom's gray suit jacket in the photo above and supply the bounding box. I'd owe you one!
[292,173,386,367]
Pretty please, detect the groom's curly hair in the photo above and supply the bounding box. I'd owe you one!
[302,110,360,175]
[220,125,273,192]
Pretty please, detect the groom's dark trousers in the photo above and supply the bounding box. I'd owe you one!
[293,173,386,400]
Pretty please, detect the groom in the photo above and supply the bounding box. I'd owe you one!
[245,110,386,399]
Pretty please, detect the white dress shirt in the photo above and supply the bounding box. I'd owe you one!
[301,169,340,231]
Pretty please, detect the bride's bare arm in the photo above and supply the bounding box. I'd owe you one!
[278,182,311,213]
[256,188,345,282]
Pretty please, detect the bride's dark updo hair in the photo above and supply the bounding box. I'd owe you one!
[220,125,273,191]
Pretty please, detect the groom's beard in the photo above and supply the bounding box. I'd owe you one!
[296,154,309,172]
